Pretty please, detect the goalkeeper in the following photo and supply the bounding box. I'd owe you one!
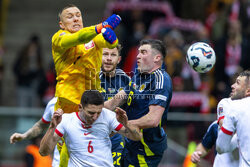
[52,4,121,114]
[51,4,121,166]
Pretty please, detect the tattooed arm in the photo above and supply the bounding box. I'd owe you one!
[116,107,142,141]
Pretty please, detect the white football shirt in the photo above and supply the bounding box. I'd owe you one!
[42,97,57,123]
[55,108,123,167]
[214,98,239,167]
[220,97,250,166]
[41,97,59,167]
[216,98,232,124]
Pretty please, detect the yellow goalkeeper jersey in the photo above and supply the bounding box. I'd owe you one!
[52,26,118,104]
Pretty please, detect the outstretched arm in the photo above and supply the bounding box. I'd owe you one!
[10,119,49,144]
[104,90,127,111]
[116,107,142,141]
[39,109,63,156]
[59,14,121,49]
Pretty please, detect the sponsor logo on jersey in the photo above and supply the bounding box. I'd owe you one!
[84,41,95,50]
[133,83,139,90]
[139,84,146,92]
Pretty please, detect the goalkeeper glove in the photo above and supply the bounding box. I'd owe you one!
[101,28,117,44]
[95,14,121,34]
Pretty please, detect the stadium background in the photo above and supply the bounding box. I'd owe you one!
[0,0,249,166]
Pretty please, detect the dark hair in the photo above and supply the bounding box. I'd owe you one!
[239,70,250,86]
[139,39,166,58]
[81,90,104,108]
[58,4,78,21]
[116,44,122,56]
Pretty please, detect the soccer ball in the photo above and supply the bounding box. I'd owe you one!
[186,42,216,73]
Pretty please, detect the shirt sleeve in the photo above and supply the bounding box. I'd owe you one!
[149,75,172,108]
[41,98,56,124]
[217,99,227,123]
[42,105,53,124]
[53,26,98,50]
[105,109,123,133]
[201,122,218,149]
[55,114,67,137]
[221,109,236,135]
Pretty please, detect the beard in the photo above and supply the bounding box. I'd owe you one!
[101,64,116,73]
[231,90,245,100]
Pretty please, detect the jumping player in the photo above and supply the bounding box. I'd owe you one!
[39,90,142,167]
[52,4,121,166]
[217,70,250,166]
[105,39,173,166]
[52,4,121,114]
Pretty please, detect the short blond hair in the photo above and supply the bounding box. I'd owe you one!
[58,4,78,21]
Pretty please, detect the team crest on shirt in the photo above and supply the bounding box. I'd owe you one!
[108,88,116,94]
[219,107,223,115]
[139,84,146,92]
[133,83,138,90]
[84,41,95,50]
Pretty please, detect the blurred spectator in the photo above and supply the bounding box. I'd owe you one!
[25,136,52,167]
[207,1,229,42]
[37,62,56,107]
[163,29,184,77]
[13,35,46,107]
[172,76,184,92]
[214,19,248,99]
[0,45,4,105]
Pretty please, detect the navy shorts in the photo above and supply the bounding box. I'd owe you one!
[121,149,163,167]
[112,142,124,167]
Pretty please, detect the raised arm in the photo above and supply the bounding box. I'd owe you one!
[39,109,63,156]
[116,107,142,141]
[10,119,49,144]
[129,104,164,129]
[58,14,121,49]
[59,26,97,49]
[104,90,127,111]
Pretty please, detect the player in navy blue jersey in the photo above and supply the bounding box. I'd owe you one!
[100,45,130,167]
[105,39,173,167]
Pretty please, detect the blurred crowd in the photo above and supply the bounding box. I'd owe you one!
[111,0,250,114]
[0,0,249,112]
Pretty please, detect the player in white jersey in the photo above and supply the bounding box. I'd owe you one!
[217,98,232,126]
[10,97,60,167]
[39,90,142,167]
[214,97,239,167]
[217,70,250,167]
